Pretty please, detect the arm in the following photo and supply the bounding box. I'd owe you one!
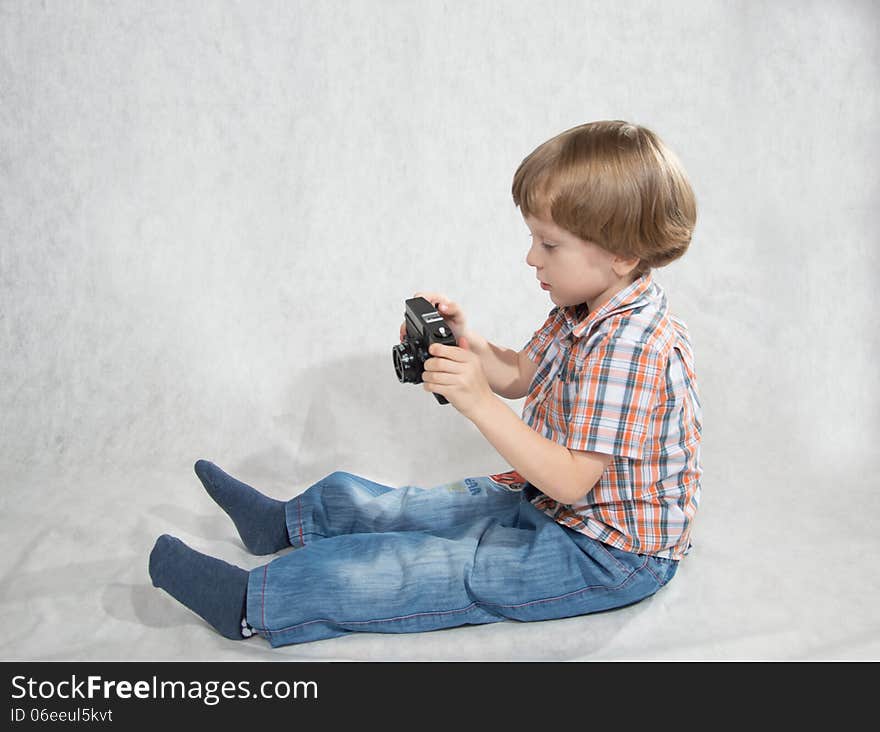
[421,341,610,502]
[466,332,537,400]
[467,395,611,505]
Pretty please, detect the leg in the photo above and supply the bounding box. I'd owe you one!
[285,470,525,548]
[194,461,525,554]
[248,499,677,647]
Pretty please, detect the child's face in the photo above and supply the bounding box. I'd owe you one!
[523,212,636,312]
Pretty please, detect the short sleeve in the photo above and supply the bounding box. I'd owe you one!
[563,337,666,458]
[522,307,561,364]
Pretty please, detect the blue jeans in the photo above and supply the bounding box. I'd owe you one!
[246,471,678,647]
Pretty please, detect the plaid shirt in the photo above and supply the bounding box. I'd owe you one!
[511,273,702,561]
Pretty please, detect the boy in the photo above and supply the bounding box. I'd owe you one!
[149,120,701,647]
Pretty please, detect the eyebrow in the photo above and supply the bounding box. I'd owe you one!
[523,219,561,239]
[526,225,561,244]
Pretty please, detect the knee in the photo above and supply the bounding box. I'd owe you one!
[318,471,373,497]
[318,471,393,499]
[322,470,356,487]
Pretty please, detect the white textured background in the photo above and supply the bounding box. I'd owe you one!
[1,0,878,660]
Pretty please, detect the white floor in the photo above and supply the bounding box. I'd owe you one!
[3,456,877,661]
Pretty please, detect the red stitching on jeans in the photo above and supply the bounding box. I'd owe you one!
[260,564,269,635]
[264,603,480,634]
[297,495,304,547]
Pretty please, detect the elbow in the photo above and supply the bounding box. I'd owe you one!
[563,487,589,506]
[546,481,588,506]
[561,449,610,505]
[561,473,604,506]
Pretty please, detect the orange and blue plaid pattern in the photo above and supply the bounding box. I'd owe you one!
[517,273,702,561]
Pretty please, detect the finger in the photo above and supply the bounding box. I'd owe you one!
[428,343,465,360]
[434,373,458,385]
[424,357,464,373]
[413,292,450,310]
[438,300,457,316]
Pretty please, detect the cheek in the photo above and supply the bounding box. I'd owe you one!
[580,253,611,279]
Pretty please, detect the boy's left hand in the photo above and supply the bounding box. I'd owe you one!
[422,337,494,420]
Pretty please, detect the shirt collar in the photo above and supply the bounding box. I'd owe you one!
[559,272,656,339]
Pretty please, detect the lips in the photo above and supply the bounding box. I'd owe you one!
[540,281,551,290]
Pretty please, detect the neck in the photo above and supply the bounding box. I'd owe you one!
[587,274,640,313]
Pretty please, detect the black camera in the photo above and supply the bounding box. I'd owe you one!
[392,297,457,405]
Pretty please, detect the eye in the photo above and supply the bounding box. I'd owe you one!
[528,233,556,250]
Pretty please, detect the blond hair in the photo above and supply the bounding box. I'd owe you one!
[511,121,697,277]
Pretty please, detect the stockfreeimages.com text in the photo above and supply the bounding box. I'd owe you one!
[11,675,318,706]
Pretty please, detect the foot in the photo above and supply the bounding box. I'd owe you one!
[149,534,252,640]
[194,460,290,555]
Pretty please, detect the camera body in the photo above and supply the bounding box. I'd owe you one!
[392,297,457,405]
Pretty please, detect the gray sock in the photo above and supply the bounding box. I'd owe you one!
[149,534,252,640]
[194,460,290,555]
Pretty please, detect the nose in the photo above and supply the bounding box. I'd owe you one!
[525,240,541,269]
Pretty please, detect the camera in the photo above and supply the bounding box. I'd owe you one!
[392,296,457,405]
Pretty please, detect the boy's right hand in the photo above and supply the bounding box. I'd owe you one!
[400,291,469,342]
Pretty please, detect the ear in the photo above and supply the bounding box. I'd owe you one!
[612,255,641,278]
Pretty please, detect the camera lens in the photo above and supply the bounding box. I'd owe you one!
[392,342,420,383]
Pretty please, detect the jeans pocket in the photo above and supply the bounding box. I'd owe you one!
[578,538,644,583]
[645,556,678,587]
